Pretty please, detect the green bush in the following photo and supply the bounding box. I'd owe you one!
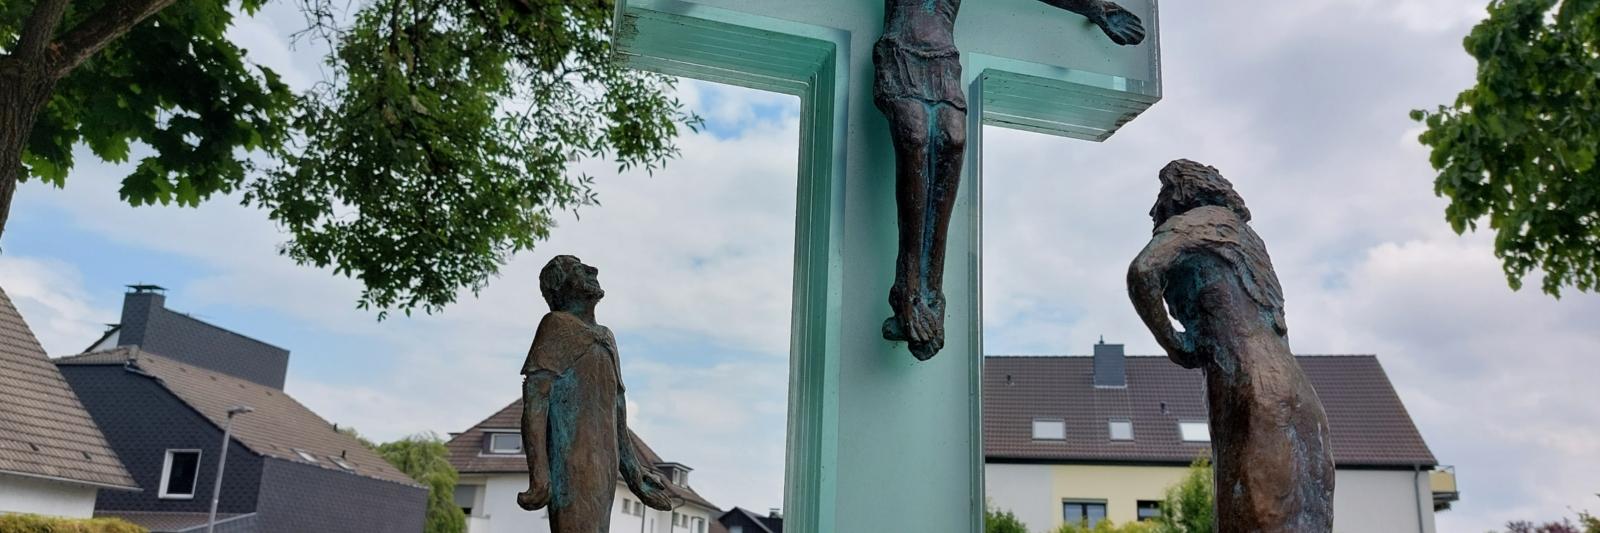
[0,514,147,533]
[1147,458,1215,533]
[985,505,1029,533]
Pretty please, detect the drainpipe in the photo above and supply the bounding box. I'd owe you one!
[1413,464,1426,533]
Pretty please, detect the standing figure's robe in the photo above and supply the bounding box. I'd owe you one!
[523,311,625,533]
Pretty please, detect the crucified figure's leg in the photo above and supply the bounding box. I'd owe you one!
[878,97,966,360]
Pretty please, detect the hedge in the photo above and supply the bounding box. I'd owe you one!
[0,514,147,533]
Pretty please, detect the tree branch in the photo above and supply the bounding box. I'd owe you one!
[49,0,179,77]
[16,0,71,59]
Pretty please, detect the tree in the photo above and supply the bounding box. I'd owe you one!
[1411,0,1600,298]
[1147,458,1214,533]
[0,0,293,237]
[1,0,693,316]
[986,504,1029,533]
[1495,496,1600,533]
[375,432,467,533]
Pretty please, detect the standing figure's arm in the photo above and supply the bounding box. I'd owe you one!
[1034,0,1146,45]
[617,392,674,510]
[517,314,562,511]
[1128,229,1203,368]
[517,370,555,510]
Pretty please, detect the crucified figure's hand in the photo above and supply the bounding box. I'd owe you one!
[1092,2,1146,45]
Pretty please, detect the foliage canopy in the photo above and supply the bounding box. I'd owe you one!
[253,0,693,316]
[1412,0,1600,297]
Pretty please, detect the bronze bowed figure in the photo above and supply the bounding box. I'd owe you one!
[1127,160,1336,532]
[518,256,674,531]
[876,0,1147,360]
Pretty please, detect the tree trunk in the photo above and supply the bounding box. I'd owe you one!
[0,64,59,242]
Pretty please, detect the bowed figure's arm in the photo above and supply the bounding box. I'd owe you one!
[1128,229,1203,368]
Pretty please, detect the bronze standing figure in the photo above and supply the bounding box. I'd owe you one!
[518,256,673,532]
[1127,160,1336,532]
[876,0,1146,360]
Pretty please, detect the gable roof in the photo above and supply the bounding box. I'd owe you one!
[984,355,1438,468]
[719,507,783,533]
[0,287,137,490]
[56,347,419,487]
[446,399,719,512]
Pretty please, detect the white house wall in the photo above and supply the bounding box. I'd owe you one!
[465,473,715,533]
[983,464,1438,533]
[0,472,99,518]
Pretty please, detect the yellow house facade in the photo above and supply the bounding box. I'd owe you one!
[983,343,1459,533]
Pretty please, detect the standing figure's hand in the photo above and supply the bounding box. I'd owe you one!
[635,468,676,510]
[1093,3,1146,46]
[517,483,551,511]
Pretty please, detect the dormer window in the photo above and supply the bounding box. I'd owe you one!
[655,462,692,486]
[486,431,523,454]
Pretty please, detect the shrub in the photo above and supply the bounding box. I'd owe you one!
[986,505,1029,533]
[0,514,147,533]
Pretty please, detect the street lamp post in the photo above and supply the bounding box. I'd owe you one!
[207,405,253,533]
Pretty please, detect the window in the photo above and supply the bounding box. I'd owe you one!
[159,449,202,499]
[487,432,523,454]
[1137,500,1162,521]
[1032,419,1066,440]
[1063,500,1107,527]
[1179,421,1210,442]
[672,512,682,527]
[1109,419,1133,441]
[455,484,480,517]
[293,449,320,463]
[622,498,633,515]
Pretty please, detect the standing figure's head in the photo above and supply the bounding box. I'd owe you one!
[1150,159,1252,227]
[539,255,604,312]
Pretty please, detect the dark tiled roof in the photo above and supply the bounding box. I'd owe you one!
[719,507,784,533]
[984,355,1437,468]
[0,287,137,490]
[446,399,720,512]
[57,347,420,486]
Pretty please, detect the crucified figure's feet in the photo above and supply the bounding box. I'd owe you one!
[883,291,946,361]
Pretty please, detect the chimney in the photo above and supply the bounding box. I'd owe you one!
[1093,338,1126,388]
[117,285,167,347]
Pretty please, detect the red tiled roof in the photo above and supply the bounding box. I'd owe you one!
[58,347,420,487]
[446,399,720,511]
[0,287,137,490]
[983,355,1438,467]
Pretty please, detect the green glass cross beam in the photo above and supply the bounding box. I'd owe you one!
[611,1,1161,531]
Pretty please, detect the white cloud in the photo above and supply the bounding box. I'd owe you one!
[0,256,115,355]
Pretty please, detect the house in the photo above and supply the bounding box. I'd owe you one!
[53,286,427,532]
[984,341,1460,533]
[446,399,721,533]
[716,507,783,533]
[0,287,138,518]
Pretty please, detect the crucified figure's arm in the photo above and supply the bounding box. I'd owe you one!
[1034,0,1147,45]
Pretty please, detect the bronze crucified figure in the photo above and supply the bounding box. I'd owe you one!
[876,0,1146,360]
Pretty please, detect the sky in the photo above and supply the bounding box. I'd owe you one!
[1,0,1598,530]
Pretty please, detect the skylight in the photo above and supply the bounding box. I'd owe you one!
[1031,419,1065,440]
[1109,419,1133,441]
[294,449,320,463]
[1179,421,1210,442]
